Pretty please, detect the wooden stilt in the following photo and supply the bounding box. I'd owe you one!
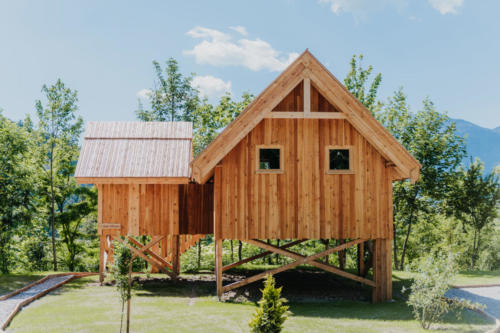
[322,239,329,264]
[99,235,106,284]
[172,235,180,277]
[338,239,345,270]
[372,238,392,303]
[358,241,364,276]
[215,238,223,300]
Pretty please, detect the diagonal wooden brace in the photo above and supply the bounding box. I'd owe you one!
[246,239,374,287]
[127,237,174,271]
[222,239,306,272]
[112,236,175,279]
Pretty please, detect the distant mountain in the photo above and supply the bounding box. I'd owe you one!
[452,119,500,172]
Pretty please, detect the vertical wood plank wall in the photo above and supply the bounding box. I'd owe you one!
[100,183,213,236]
[214,118,394,240]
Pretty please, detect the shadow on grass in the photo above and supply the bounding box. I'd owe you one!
[0,273,47,296]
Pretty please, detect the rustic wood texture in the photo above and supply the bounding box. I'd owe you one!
[99,183,213,236]
[75,121,192,179]
[215,118,394,240]
[192,50,420,184]
[372,238,393,302]
[272,81,303,112]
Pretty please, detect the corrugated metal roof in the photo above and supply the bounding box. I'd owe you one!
[75,122,192,178]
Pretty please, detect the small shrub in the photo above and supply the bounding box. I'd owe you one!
[403,255,477,329]
[249,274,289,333]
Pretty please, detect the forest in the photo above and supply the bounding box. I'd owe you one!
[0,55,499,275]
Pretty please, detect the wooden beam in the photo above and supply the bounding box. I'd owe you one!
[76,177,190,185]
[99,235,106,284]
[171,235,180,276]
[265,112,346,119]
[113,236,175,279]
[304,78,311,115]
[215,239,223,299]
[246,239,375,287]
[222,239,305,272]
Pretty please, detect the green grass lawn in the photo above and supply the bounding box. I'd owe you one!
[393,269,500,286]
[0,272,49,296]
[5,273,496,333]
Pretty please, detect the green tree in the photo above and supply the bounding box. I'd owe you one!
[448,159,500,269]
[57,186,97,271]
[344,54,383,114]
[192,92,253,155]
[0,111,33,273]
[35,79,83,271]
[379,90,466,269]
[136,58,198,122]
[249,274,289,333]
[404,255,475,329]
[113,242,133,333]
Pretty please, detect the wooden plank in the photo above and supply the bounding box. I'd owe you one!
[265,112,345,119]
[76,177,190,184]
[215,239,223,299]
[222,239,305,272]
[128,184,140,235]
[304,78,311,115]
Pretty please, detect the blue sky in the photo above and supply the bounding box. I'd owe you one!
[0,0,498,128]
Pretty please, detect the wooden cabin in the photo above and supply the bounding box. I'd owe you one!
[75,50,421,303]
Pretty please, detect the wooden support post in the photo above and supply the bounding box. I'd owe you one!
[338,239,345,270]
[322,239,329,264]
[99,235,106,284]
[358,241,364,276]
[172,235,180,277]
[372,238,392,303]
[215,238,223,300]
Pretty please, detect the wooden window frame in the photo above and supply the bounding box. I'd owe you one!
[256,145,284,174]
[325,146,354,174]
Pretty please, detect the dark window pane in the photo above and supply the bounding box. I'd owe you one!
[259,148,281,170]
[329,149,350,170]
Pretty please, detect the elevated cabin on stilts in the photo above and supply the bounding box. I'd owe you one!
[75,50,421,303]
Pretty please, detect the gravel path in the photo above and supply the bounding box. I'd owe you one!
[0,275,73,329]
[446,286,500,319]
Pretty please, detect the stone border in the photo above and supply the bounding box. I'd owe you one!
[0,272,97,330]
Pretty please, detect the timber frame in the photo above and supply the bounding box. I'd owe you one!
[75,49,421,304]
[215,238,392,303]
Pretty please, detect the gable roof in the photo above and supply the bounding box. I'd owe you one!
[191,50,421,183]
[75,121,192,184]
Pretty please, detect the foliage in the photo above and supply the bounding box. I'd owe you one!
[447,159,500,269]
[0,111,33,273]
[34,79,84,271]
[136,58,198,122]
[112,241,133,333]
[379,89,466,269]
[249,274,289,333]
[403,255,477,329]
[192,92,253,155]
[344,54,383,114]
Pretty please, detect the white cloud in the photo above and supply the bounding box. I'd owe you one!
[184,26,299,72]
[191,75,232,99]
[137,88,152,99]
[428,0,463,14]
[319,0,406,15]
[229,25,248,36]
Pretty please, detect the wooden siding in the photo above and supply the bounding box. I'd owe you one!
[272,81,303,112]
[99,183,213,236]
[214,118,393,240]
[311,83,340,112]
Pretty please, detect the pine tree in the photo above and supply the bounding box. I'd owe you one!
[249,274,289,333]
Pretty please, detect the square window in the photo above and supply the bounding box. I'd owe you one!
[259,148,281,170]
[327,147,353,173]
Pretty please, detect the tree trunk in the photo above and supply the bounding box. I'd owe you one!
[276,239,280,264]
[127,263,131,333]
[197,240,201,269]
[49,146,58,271]
[230,240,234,262]
[393,228,399,269]
[471,229,478,270]
[238,241,242,261]
[399,211,414,271]
[267,240,272,265]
